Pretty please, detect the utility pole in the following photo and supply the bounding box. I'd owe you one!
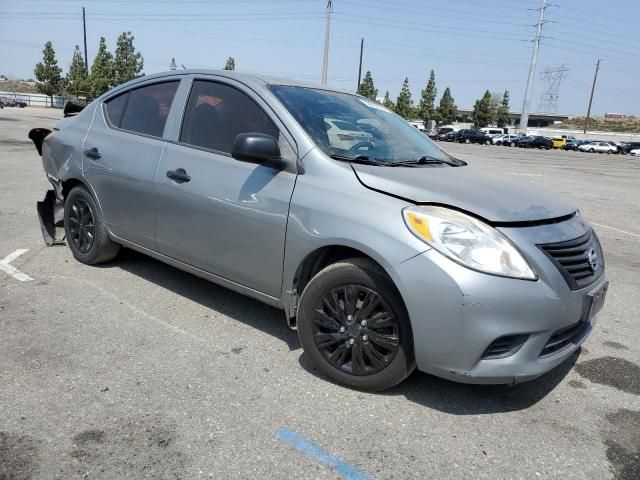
[519,0,547,133]
[321,0,333,85]
[82,7,88,69]
[584,59,601,134]
[357,38,364,90]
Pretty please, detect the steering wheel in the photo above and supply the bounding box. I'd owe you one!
[348,141,375,152]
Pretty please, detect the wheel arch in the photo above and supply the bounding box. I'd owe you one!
[59,176,106,219]
[286,244,404,327]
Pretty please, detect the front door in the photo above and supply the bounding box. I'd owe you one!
[155,79,297,297]
[83,80,180,248]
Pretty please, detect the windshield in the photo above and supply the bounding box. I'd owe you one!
[270,85,452,164]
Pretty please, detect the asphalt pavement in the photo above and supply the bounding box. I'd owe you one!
[1,108,639,480]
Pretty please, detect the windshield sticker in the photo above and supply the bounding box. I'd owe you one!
[358,98,391,112]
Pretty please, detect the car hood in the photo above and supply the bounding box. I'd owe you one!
[351,164,577,223]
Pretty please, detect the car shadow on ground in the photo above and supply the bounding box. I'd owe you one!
[111,248,301,352]
[299,350,580,415]
[111,248,577,415]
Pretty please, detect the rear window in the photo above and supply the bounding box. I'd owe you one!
[117,81,179,137]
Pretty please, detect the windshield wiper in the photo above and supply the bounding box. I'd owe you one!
[389,156,466,167]
[329,154,390,166]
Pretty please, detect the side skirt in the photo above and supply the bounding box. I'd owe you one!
[107,232,284,310]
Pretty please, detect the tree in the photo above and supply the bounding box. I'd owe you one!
[472,90,493,128]
[418,69,437,125]
[224,57,236,71]
[496,90,510,128]
[65,45,88,96]
[113,32,144,86]
[34,41,62,107]
[394,78,413,119]
[357,70,378,100]
[382,90,394,110]
[170,58,177,71]
[88,37,114,98]
[436,87,457,125]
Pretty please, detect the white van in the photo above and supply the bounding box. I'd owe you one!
[480,128,505,136]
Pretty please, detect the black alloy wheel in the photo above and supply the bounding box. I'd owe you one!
[67,198,95,253]
[311,285,400,376]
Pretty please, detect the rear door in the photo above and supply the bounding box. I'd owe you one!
[154,78,298,297]
[83,80,180,248]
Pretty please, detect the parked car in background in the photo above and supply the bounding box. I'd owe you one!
[630,149,640,156]
[324,118,374,150]
[552,137,567,149]
[564,139,587,151]
[441,131,457,142]
[431,126,456,140]
[0,96,27,108]
[618,142,640,155]
[578,141,618,154]
[518,136,553,149]
[27,69,607,391]
[493,134,519,145]
[455,129,492,145]
[509,136,531,147]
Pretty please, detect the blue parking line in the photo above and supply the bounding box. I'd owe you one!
[276,428,374,480]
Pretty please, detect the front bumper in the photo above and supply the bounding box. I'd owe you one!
[388,215,607,385]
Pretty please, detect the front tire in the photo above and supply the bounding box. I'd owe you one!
[64,186,120,265]
[297,258,415,391]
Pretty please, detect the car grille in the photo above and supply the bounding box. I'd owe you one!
[538,230,603,290]
[482,334,529,360]
[539,321,591,357]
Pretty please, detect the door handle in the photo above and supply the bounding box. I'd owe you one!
[166,168,191,183]
[84,147,102,160]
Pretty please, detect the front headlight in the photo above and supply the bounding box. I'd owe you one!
[403,205,536,280]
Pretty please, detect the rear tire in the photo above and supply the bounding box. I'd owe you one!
[64,186,120,265]
[510,142,516,147]
[589,148,595,153]
[297,258,415,391]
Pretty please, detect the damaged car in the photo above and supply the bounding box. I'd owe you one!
[29,70,608,391]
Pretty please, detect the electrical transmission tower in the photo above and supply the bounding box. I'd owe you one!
[537,65,570,113]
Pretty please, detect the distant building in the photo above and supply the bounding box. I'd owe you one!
[605,113,637,119]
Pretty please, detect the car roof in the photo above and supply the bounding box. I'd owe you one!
[109,69,351,96]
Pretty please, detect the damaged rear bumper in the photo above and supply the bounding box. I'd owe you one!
[37,176,65,246]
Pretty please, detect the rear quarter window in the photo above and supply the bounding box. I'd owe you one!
[104,92,129,127]
[116,81,179,137]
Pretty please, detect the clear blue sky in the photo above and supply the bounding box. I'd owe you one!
[1,0,638,115]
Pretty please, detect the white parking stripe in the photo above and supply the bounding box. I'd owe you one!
[0,249,33,281]
[591,222,640,238]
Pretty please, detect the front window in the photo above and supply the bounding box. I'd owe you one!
[270,85,452,164]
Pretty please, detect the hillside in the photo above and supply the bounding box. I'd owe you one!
[557,116,640,133]
[0,80,39,94]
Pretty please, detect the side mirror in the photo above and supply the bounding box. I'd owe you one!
[231,133,282,166]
